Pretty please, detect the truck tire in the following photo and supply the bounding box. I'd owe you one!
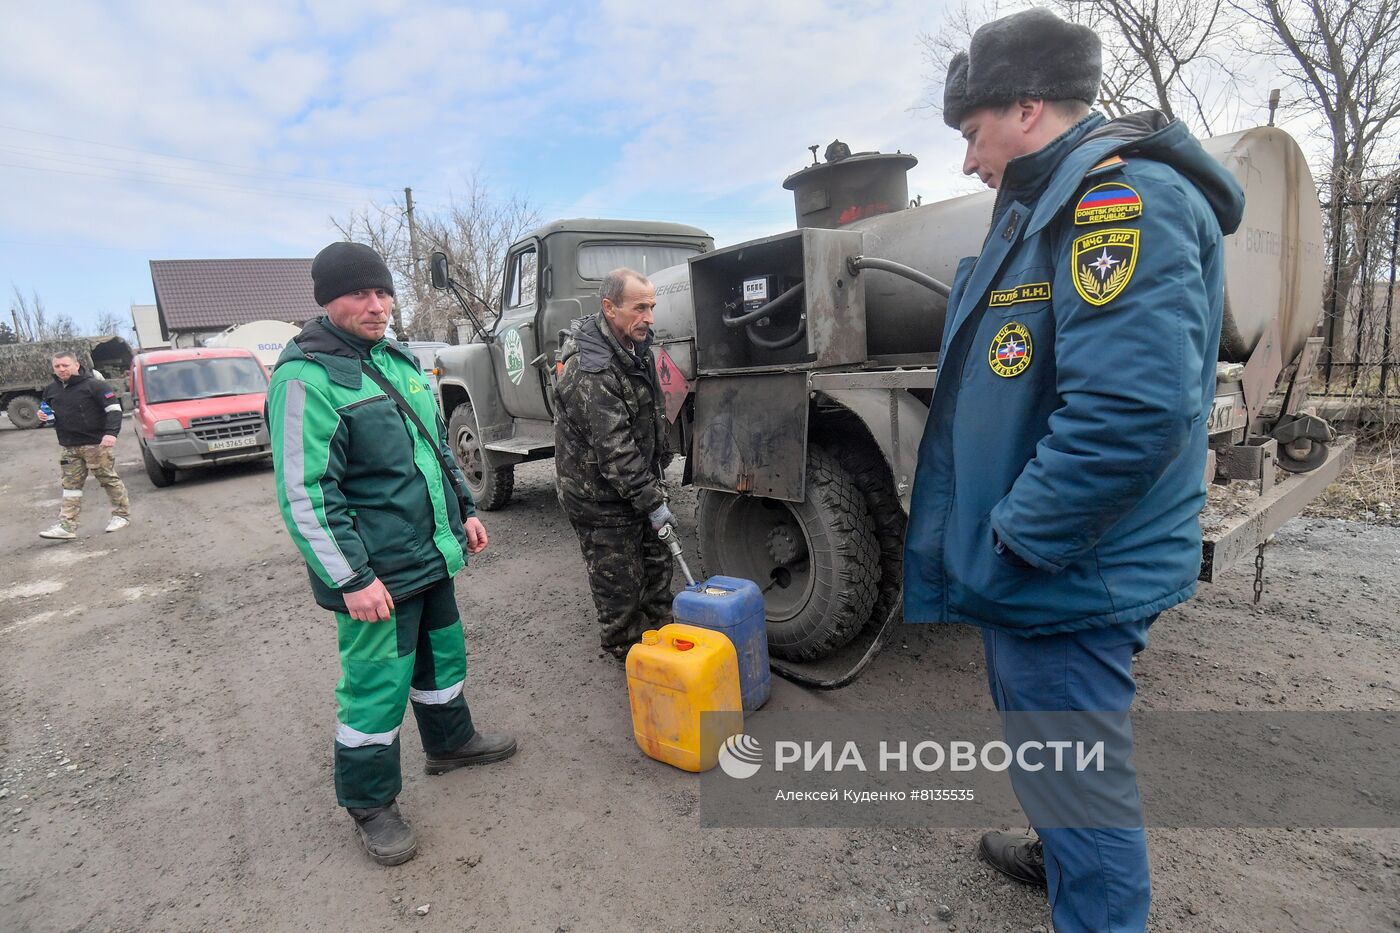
[448,401,513,511]
[6,394,41,429]
[697,447,880,661]
[141,443,175,488]
[831,443,906,633]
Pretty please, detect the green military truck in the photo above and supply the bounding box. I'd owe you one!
[430,219,713,509]
[0,336,135,429]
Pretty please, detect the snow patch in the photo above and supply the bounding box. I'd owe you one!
[47,548,110,566]
[0,609,58,636]
[0,579,65,602]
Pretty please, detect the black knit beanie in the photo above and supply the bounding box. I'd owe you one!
[943,8,1102,128]
[311,241,396,307]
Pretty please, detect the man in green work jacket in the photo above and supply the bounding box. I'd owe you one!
[268,241,516,866]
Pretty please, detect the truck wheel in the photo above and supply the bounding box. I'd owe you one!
[697,447,879,661]
[832,443,906,632]
[448,401,513,510]
[6,394,41,429]
[141,443,175,488]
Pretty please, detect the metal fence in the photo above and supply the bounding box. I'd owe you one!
[1318,192,1400,399]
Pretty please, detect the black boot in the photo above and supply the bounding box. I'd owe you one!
[424,731,518,775]
[978,830,1047,888]
[347,800,418,866]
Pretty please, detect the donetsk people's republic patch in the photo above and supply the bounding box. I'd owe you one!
[1073,228,1139,307]
[1074,182,1143,225]
[988,322,1033,377]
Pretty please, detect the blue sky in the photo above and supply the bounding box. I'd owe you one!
[1,1,1310,335]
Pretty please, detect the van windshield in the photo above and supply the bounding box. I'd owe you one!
[141,357,268,404]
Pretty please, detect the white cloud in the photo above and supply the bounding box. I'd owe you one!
[0,0,1343,330]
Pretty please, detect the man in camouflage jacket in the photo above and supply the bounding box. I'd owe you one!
[554,268,674,658]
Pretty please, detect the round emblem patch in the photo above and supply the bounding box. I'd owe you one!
[988,322,1033,378]
[502,328,525,385]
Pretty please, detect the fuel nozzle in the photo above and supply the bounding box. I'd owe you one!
[656,524,696,586]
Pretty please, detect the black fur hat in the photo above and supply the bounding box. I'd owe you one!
[943,8,1102,128]
[311,241,396,307]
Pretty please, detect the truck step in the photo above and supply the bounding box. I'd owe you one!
[484,419,555,455]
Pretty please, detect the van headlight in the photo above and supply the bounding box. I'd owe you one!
[154,419,184,435]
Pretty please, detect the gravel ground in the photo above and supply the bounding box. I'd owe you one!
[1,418,1397,932]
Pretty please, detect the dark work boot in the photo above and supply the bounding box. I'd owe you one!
[424,731,518,775]
[978,830,1047,888]
[347,800,418,866]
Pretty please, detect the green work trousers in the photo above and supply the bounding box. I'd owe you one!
[333,578,475,808]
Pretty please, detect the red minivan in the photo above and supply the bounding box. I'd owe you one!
[129,347,272,487]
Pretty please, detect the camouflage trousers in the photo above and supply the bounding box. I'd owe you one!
[569,518,673,653]
[58,445,130,531]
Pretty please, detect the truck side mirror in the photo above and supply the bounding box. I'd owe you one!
[429,252,450,290]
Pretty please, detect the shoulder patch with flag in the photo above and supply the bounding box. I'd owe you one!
[1074,182,1142,225]
[988,322,1033,377]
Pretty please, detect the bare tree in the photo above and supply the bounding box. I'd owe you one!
[8,287,77,342]
[918,0,1241,135]
[413,176,541,343]
[1235,0,1400,200]
[93,310,131,339]
[332,176,539,343]
[1233,0,1400,379]
[1060,0,1242,133]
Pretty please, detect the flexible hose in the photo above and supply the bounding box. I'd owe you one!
[769,594,903,690]
[746,316,807,350]
[847,255,951,298]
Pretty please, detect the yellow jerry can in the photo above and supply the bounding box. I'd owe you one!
[626,623,744,772]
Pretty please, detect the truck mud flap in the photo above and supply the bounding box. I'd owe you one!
[1200,434,1355,582]
[693,373,809,502]
[769,596,902,690]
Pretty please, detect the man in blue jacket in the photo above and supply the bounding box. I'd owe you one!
[903,9,1244,931]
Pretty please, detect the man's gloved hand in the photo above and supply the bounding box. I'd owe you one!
[649,503,677,533]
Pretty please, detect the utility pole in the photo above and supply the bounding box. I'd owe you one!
[402,186,423,339]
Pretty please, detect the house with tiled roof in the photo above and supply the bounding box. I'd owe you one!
[148,258,322,348]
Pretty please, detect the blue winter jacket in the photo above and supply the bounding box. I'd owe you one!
[903,111,1245,637]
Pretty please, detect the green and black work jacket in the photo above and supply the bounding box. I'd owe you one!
[267,317,475,611]
[553,313,670,526]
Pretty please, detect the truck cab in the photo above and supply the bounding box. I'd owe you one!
[435,219,712,508]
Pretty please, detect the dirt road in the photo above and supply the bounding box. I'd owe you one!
[1,418,1397,932]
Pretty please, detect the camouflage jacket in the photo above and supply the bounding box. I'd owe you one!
[553,314,669,526]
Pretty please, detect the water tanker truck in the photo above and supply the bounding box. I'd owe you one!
[433,126,1349,683]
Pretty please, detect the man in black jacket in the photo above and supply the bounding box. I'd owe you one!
[554,268,675,658]
[38,352,130,540]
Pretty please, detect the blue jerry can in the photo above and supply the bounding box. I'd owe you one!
[671,575,770,711]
